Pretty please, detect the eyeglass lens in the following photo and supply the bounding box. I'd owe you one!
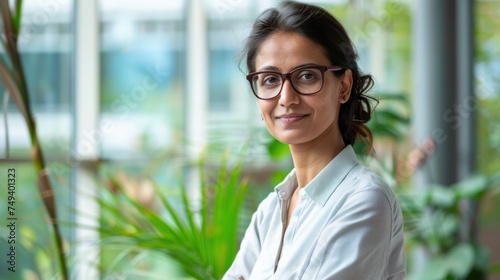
[251,68,324,99]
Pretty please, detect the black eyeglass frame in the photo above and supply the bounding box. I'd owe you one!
[246,65,344,100]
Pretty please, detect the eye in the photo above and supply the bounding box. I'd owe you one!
[295,69,321,83]
[260,74,281,87]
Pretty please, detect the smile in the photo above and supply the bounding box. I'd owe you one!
[275,114,309,123]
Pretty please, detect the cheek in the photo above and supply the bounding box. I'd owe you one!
[320,95,337,112]
[317,96,340,123]
[257,101,274,117]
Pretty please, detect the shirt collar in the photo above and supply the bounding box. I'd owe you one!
[275,145,359,206]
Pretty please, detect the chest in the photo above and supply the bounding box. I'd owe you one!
[250,193,333,279]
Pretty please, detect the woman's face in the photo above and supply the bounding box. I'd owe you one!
[254,31,352,146]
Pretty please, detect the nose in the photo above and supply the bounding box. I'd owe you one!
[279,79,300,107]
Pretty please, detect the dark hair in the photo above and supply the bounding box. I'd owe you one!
[242,0,377,150]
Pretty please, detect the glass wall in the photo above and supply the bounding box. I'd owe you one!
[99,0,185,160]
[0,0,73,157]
[97,2,186,275]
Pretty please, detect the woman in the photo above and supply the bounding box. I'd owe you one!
[223,1,406,279]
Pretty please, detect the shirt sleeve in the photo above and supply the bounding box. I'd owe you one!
[222,195,273,280]
[302,188,404,280]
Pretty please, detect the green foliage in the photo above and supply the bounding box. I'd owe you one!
[401,174,500,280]
[266,137,290,162]
[368,93,410,140]
[355,92,410,155]
[476,97,500,177]
[407,244,479,280]
[491,263,500,274]
[475,0,500,62]
[96,152,248,280]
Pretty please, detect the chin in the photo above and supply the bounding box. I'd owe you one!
[273,133,313,145]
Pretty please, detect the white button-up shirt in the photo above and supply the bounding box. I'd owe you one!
[223,145,406,280]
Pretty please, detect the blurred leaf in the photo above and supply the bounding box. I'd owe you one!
[490,263,500,274]
[271,170,289,187]
[13,0,23,34]
[427,185,457,208]
[455,175,490,199]
[0,56,29,121]
[411,256,449,280]
[368,122,406,139]
[447,243,475,278]
[410,244,476,280]
[437,215,459,243]
[267,138,290,161]
[375,92,410,104]
[353,138,370,155]
[474,243,490,273]
[397,191,424,218]
[373,108,410,124]
[368,91,411,140]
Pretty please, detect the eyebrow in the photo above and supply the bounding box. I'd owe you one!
[257,63,322,72]
[258,65,280,72]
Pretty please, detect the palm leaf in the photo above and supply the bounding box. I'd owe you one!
[96,183,209,278]
[97,151,249,279]
[0,56,28,120]
[0,2,30,112]
[13,0,23,34]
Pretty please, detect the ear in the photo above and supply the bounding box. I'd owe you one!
[338,69,353,104]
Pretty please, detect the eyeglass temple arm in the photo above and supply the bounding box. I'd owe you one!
[327,66,344,71]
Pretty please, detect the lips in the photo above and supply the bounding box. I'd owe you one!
[275,113,309,123]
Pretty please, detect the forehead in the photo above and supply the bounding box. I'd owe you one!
[255,31,330,72]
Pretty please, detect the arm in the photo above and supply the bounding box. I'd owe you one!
[303,188,403,279]
[223,194,274,280]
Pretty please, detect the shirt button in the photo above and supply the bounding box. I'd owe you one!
[279,191,286,198]
[299,189,306,197]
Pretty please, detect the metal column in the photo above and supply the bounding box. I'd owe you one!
[412,0,475,268]
[456,0,476,243]
[413,0,459,188]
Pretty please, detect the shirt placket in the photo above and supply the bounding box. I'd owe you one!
[273,188,306,273]
[282,188,306,255]
[273,190,289,273]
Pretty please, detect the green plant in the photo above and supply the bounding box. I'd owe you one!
[95,151,249,279]
[400,174,500,280]
[0,1,68,278]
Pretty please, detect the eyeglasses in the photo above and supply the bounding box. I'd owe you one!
[246,65,344,100]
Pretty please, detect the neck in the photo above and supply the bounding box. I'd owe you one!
[289,124,346,188]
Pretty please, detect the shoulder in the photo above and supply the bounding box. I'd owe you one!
[331,163,402,229]
[252,191,279,223]
[345,163,398,204]
[258,191,279,212]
